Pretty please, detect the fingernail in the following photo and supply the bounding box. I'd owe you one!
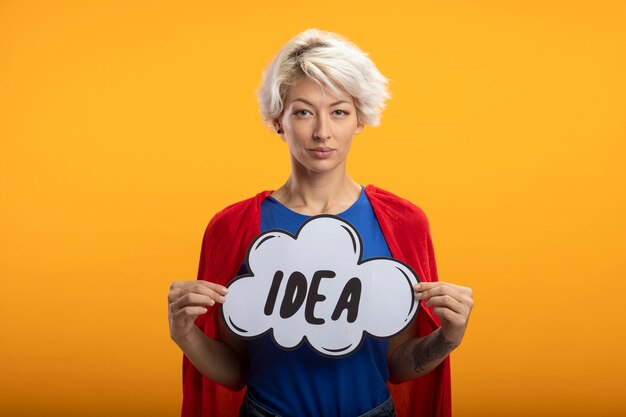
[202,307,208,313]
[223,288,229,294]
[219,296,226,303]
[414,283,421,289]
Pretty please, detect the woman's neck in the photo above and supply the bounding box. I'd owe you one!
[271,165,362,216]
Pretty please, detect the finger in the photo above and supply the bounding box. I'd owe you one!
[173,305,209,321]
[420,289,473,313]
[424,294,468,316]
[171,292,224,312]
[416,285,464,302]
[432,306,470,330]
[170,280,229,294]
[453,284,473,298]
[205,282,229,296]
[426,297,472,324]
[169,281,229,303]
[415,282,472,298]
[431,307,465,325]
[415,281,467,292]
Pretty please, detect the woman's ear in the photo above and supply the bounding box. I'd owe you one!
[355,122,365,135]
[273,118,283,135]
[273,118,287,143]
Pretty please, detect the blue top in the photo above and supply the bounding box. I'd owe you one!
[237,186,394,417]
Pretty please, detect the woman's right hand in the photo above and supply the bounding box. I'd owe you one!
[167,280,229,343]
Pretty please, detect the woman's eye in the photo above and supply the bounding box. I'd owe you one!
[333,110,348,116]
[295,110,311,116]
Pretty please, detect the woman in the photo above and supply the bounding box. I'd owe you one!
[168,28,474,417]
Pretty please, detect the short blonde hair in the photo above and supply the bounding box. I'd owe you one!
[257,28,390,129]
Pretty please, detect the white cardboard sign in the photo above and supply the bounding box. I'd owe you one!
[221,215,419,358]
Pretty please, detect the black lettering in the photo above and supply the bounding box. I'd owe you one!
[264,270,284,316]
[331,277,362,323]
[305,270,336,325]
[280,271,307,319]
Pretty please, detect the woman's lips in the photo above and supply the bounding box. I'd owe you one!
[308,148,335,159]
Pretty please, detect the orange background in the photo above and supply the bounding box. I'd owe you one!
[1,1,625,416]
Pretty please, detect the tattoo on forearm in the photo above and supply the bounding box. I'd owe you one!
[411,330,458,374]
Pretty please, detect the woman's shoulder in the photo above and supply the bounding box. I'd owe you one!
[205,190,273,232]
[365,184,429,225]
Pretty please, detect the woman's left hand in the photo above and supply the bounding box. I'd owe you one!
[414,282,474,346]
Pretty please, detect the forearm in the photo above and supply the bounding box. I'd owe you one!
[388,327,458,383]
[174,325,247,390]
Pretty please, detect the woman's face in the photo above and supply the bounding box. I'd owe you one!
[277,77,364,175]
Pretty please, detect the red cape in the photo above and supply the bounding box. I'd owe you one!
[182,184,451,417]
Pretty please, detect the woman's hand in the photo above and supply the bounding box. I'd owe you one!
[414,282,474,346]
[167,280,247,389]
[167,280,229,343]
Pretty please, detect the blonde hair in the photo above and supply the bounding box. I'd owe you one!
[257,28,390,129]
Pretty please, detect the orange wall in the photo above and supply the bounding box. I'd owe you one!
[1,1,625,416]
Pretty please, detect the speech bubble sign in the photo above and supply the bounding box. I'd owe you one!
[221,215,419,358]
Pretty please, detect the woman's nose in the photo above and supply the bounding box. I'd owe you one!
[313,114,331,141]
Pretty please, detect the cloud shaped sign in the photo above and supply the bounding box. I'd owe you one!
[222,215,420,358]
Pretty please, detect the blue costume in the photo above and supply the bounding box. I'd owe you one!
[237,186,392,417]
